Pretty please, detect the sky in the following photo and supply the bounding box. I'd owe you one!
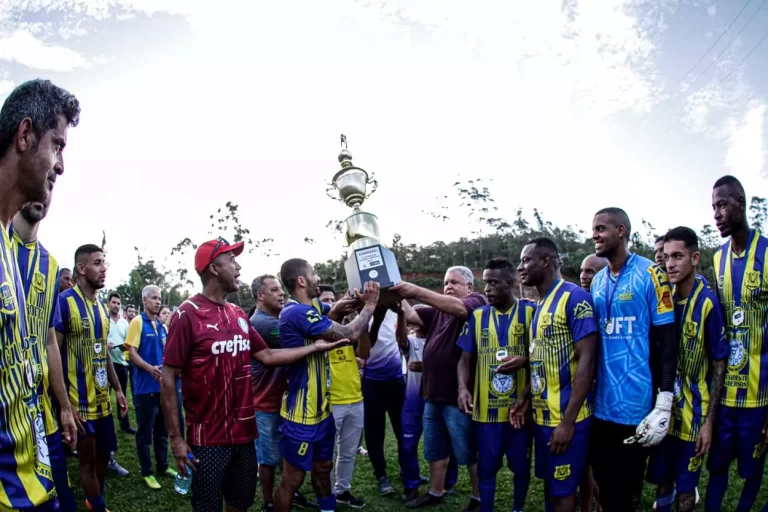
[1,0,767,290]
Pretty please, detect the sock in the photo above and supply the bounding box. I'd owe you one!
[428,490,444,498]
[479,478,496,512]
[87,495,106,512]
[513,474,530,511]
[656,488,676,512]
[705,472,728,512]
[736,473,764,512]
[317,495,336,512]
[544,499,554,512]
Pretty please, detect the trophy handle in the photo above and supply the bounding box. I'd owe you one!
[326,182,342,202]
[365,173,378,199]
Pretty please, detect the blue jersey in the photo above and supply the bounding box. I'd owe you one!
[591,253,675,425]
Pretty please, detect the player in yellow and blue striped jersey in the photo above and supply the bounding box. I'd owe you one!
[12,196,79,512]
[457,258,535,512]
[56,245,128,512]
[516,238,598,512]
[0,79,80,511]
[645,227,728,512]
[706,176,768,512]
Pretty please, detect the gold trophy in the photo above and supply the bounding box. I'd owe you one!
[329,135,401,293]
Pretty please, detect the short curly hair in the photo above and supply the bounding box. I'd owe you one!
[0,79,81,158]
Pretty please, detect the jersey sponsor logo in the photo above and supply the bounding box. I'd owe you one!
[618,285,633,301]
[211,334,250,357]
[306,309,322,323]
[604,316,636,334]
[238,317,249,334]
[745,270,761,291]
[572,300,594,320]
[554,464,571,480]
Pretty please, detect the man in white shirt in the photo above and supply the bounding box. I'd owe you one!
[107,292,135,434]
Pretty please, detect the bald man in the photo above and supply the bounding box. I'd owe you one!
[580,255,608,292]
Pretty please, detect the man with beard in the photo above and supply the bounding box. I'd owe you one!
[0,78,80,511]
[457,258,534,512]
[161,241,350,512]
[589,208,677,512]
[250,274,318,511]
[11,197,78,512]
[273,258,379,512]
[126,285,175,489]
[56,245,129,512]
[706,175,768,512]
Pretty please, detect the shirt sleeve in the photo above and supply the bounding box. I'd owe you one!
[705,297,729,361]
[249,323,268,356]
[124,317,143,350]
[54,294,69,334]
[416,306,437,332]
[462,293,487,314]
[163,310,193,368]
[298,305,333,339]
[567,287,598,343]
[646,265,675,326]
[48,277,61,330]
[456,313,477,353]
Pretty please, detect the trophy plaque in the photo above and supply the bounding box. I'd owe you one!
[330,135,401,293]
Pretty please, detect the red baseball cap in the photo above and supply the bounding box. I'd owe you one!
[194,238,245,274]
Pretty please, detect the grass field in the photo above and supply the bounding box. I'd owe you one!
[68,396,768,511]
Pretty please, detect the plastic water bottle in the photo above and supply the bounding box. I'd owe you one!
[174,453,195,495]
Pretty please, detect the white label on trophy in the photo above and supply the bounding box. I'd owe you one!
[369,270,379,279]
[356,246,384,270]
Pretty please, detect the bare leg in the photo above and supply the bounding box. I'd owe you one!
[468,462,479,497]
[274,460,306,512]
[77,437,100,497]
[310,460,333,499]
[260,465,277,504]
[429,458,448,495]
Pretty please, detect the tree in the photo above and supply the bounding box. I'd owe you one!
[750,196,767,232]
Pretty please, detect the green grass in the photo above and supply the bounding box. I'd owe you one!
[69,396,768,511]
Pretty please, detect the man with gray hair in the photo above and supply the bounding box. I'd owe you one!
[126,285,175,489]
[391,266,487,510]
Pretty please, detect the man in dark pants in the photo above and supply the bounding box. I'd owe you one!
[107,292,136,434]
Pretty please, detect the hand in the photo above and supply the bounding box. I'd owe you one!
[696,418,713,456]
[407,361,422,372]
[107,342,115,350]
[495,356,527,375]
[116,391,129,419]
[458,388,473,415]
[330,295,361,319]
[171,436,198,477]
[356,357,365,370]
[509,397,530,429]
[389,282,420,299]
[314,338,351,352]
[389,300,403,314]
[624,391,672,447]
[70,405,86,434]
[549,421,575,455]
[355,281,380,306]
[59,406,78,448]
[152,366,163,382]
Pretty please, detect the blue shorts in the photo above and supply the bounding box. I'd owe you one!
[476,422,532,480]
[279,418,335,472]
[646,435,702,493]
[708,405,768,478]
[47,431,76,512]
[22,498,61,511]
[255,411,282,467]
[423,401,476,465]
[79,415,118,453]
[534,418,591,497]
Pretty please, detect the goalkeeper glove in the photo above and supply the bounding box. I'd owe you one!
[624,391,672,447]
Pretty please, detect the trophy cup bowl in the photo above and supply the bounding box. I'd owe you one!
[344,211,381,247]
[332,167,369,209]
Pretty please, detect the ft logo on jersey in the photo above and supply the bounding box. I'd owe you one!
[211,334,251,356]
[604,316,636,335]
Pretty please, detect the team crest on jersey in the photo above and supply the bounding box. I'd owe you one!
[238,317,249,334]
[81,317,91,330]
[539,313,552,328]
[554,464,571,480]
[512,324,525,336]
[745,271,761,290]
[95,367,108,388]
[0,282,16,314]
[688,455,702,472]
[530,362,546,395]
[573,300,594,320]
[480,328,490,345]
[491,372,513,395]
[32,272,46,293]
[729,338,747,370]
[673,374,683,402]
[683,321,698,339]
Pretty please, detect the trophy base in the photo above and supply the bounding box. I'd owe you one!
[344,243,401,293]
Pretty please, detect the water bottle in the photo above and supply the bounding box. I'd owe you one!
[174,453,195,495]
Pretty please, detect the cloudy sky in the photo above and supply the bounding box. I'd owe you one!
[1,0,767,290]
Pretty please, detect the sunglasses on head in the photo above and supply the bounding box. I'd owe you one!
[210,237,230,264]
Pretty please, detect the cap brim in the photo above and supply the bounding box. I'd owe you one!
[221,241,245,258]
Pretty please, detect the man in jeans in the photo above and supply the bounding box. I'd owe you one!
[392,266,487,511]
[126,285,176,489]
[107,292,136,435]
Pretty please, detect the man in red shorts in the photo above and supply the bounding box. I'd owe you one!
[160,238,349,512]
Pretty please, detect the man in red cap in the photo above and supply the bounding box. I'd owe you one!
[160,238,350,512]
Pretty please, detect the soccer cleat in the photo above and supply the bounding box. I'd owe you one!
[144,475,161,489]
[107,458,129,477]
[336,491,366,508]
[85,499,111,512]
[402,488,419,502]
[293,491,319,510]
[162,467,178,478]
[378,476,395,496]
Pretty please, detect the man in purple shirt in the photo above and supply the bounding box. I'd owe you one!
[391,266,487,511]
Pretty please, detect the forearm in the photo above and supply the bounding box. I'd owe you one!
[705,359,726,422]
[401,300,423,329]
[395,310,408,350]
[259,345,317,366]
[355,330,371,360]
[46,330,70,409]
[106,354,122,393]
[127,347,154,374]
[369,312,384,346]
[562,348,594,425]
[413,288,468,319]
[654,324,678,392]
[161,366,183,438]
[457,353,472,393]
[343,304,376,341]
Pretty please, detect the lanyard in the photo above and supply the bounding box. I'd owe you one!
[491,300,517,348]
[604,254,633,319]
[723,230,756,309]
[75,284,98,335]
[21,243,39,297]
[675,278,701,338]
[532,279,562,338]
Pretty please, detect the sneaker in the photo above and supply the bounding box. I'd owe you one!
[357,446,368,456]
[144,475,161,489]
[107,458,129,477]
[84,499,111,512]
[402,488,419,502]
[293,491,319,510]
[336,491,365,508]
[463,497,481,512]
[161,467,178,478]
[406,492,444,509]
[695,487,701,504]
[378,476,395,496]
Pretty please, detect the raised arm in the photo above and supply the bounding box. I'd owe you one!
[318,282,380,342]
[394,302,409,351]
[401,300,424,330]
[390,281,470,320]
